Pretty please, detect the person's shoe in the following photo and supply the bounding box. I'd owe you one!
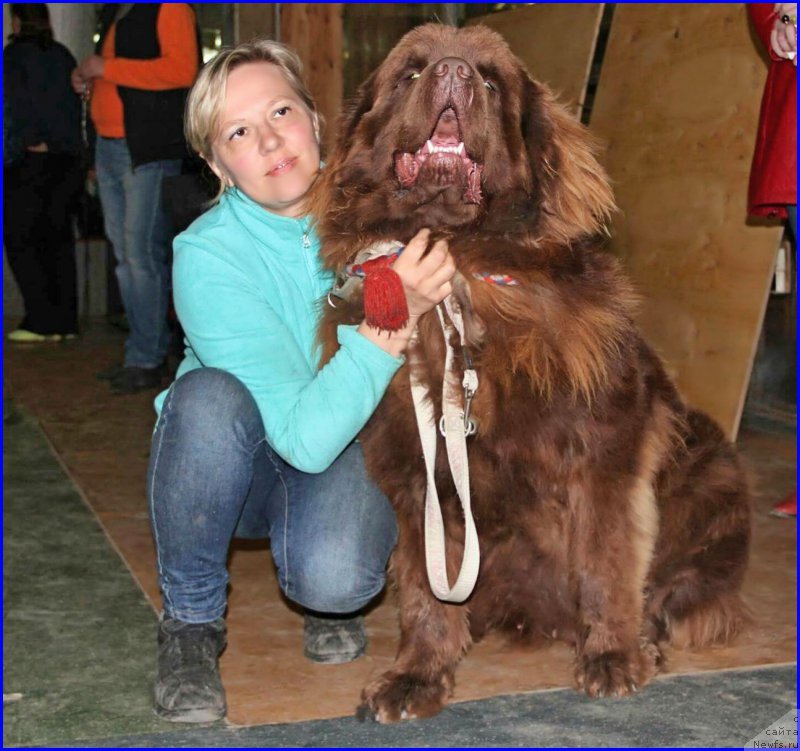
[7,328,63,343]
[303,612,367,664]
[96,362,126,381]
[110,365,166,395]
[771,490,797,518]
[154,616,227,723]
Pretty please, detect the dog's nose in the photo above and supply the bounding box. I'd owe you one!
[434,57,474,82]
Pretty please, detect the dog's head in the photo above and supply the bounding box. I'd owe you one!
[315,24,615,261]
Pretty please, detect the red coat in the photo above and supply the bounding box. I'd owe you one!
[747,4,797,218]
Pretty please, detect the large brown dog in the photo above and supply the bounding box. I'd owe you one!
[315,24,750,722]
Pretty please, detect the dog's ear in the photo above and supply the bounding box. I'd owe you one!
[521,75,615,245]
[333,69,379,156]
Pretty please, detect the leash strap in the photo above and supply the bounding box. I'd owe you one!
[409,298,480,603]
[332,240,505,602]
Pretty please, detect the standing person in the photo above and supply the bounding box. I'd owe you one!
[71,3,200,394]
[4,4,82,342]
[747,3,797,518]
[147,39,456,722]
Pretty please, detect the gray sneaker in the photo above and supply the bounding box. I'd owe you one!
[154,616,227,723]
[303,612,367,664]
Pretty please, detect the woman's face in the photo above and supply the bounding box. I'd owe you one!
[208,61,320,218]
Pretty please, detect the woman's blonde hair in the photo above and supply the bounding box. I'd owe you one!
[185,37,322,202]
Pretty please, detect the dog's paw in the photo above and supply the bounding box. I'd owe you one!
[575,650,642,699]
[356,671,451,723]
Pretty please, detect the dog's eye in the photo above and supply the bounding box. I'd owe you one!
[484,80,497,92]
[408,71,421,80]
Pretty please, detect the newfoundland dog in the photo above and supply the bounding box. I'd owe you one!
[314,23,750,722]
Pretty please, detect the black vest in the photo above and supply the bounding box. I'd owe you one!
[96,4,200,166]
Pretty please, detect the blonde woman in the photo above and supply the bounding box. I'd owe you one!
[147,39,455,722]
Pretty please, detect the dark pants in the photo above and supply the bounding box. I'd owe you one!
[3,152,82,335]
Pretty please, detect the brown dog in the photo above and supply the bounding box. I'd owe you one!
[314,24,750,723]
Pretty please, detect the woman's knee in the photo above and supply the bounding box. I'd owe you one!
[284,537,391,614]
[160,368,263,446]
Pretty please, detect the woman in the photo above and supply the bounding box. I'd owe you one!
[747,3,796,518]
[148,39,455,723]
[3,4,82,342]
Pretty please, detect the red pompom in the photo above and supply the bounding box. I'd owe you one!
[361,256,409,332]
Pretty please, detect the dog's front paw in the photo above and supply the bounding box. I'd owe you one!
[356,670,452,723]
[575,650,643,698]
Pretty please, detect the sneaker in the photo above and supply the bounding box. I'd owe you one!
[154,616,227,723]
[771,490,797,518]
[110,365,166,395]
[303,612,367,664]
[7,328,64,343]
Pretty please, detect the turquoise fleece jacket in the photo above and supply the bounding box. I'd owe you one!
[154,187,404,473]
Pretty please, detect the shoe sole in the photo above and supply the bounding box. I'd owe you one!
[153,703,226,723]
[303,645,366,664]
[7,333,69,343]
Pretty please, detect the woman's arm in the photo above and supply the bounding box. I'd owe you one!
[4,46,45,149]
[174,238,404,474]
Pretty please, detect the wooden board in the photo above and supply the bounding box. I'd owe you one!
[467,4,604,115]
[589,4,781,439]
[280,4,344,152]
[235,4,275,43]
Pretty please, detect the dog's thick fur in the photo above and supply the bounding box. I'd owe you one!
[314,24,750,722]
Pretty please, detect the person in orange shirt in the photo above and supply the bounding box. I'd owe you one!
[72,4,200,394]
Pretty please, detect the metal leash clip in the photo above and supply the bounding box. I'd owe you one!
[439,346,479,438]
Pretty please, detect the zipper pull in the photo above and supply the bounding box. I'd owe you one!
[302,232,310,249]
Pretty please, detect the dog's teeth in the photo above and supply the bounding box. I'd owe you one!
[425,141,465,155]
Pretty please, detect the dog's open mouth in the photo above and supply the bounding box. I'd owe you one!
[394,107,483,204]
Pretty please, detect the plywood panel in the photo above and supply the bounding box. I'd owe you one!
[467,4,604,115]
[589,4,781,439]
[235,4,274,43]
[280,4,344,152]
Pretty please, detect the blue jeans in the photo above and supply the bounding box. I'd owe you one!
[95,137,180,368]
[147,368,398,623]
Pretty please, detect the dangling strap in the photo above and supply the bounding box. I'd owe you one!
[409,298,480,603]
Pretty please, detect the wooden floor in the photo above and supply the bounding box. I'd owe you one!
[4,319,796,727]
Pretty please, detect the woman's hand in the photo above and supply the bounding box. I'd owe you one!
[78,54,106,80]
[392,228,456,319]
[357,228,456,357]
[771,3,797,64]
[71,67,90,96]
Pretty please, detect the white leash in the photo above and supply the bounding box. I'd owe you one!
[409,296,480,603]
[331,241,482,602]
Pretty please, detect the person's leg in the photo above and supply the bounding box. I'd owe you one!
[95,137,129,342]
[116,151,181,373]
[38,154,81,335]
[148,367,276,722]
[771,204,797,519]
[3,155,58,335]
[265,441,398,661]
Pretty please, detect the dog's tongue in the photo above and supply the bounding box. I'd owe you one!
[431,108,460,146]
